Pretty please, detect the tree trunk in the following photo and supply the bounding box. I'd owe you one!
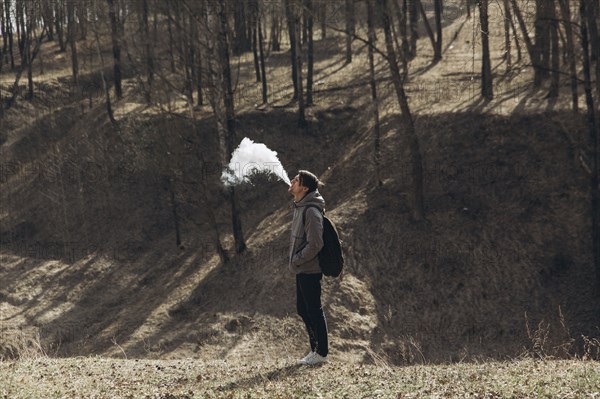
[0,0,5,72]
[320,0,326,39]
[195,2,204,107]
[379,0,425,221]
[67,0,78,86]
[409,0,419,59]
[306,0,314,106]
[15,0,23,60]
[5,25,46,109]
[511,0,534,65]
[479,0,493,100]
[434,0,442,61]
[214,0,247,254]
[294,0,306,126]
[107,0,122,99]
[396,0,410,59]
[25,4,33,100]
[533,0,552,86]
[92,17,116,127]
[54,0,65,52]
[548,1,560,98]
[557,0,578,112]
[503,0,512,71]
[270,3,280,51]
[195,150,229,264]
[234,0,249,55]
[345,0,355,64]
[16,0,24,62]
[284,0,299,99]
[142,0,153,102]
[302,5,308,44]
[508,3,522,62]
[77,3,87,40]
[585,0,598,61]
[367,0,383,187]
[166,0,176,73]
[579,0,600,292]
[258,9,268,103]
[183,13,196,107]
[41,1,54,41]
[252,1,261,82]
[417,0,438,62]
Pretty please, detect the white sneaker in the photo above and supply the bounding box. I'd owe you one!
[298,351,315,365]
[305,352,327,365]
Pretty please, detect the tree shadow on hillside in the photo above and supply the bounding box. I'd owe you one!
[1,105,363,359]
[352,111,599,364]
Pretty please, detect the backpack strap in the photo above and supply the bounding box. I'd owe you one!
[302,205,324,225]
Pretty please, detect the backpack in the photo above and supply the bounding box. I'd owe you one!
[303,205,344,277]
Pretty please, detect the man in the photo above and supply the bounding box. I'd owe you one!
[288,170,328,365]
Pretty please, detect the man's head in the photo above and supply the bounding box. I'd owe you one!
[288,170,322,201]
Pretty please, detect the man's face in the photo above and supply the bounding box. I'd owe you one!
[288,174,308,199]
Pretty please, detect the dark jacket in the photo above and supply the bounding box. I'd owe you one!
[288,190,325,274]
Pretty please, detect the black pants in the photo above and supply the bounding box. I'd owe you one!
[296,273,328,357]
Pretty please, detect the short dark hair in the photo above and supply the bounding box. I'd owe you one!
[298,170,322,192]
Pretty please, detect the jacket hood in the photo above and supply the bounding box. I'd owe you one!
[294,190,325,211]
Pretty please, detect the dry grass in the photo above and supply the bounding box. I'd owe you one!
[1,356,598,398]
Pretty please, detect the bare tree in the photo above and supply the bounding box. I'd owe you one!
[141,0,153,102]
[379,0,425,220]
[5,24,46,109]
[0,0,5,72]
[269,1,281,51]
[417,0,438,62]
[258,0,268,103]
[548,0,560,98]
[479,0,493,100]
[107,0,122,99]
[54,0,66,52]
[90,1,116,126]
[284,0,299,99]
[209,0,247,254]
[345,0,355,64]
[77,3,87,40]
[511,0,534,66]
[394,0,410,59]
[67,0,79,86]
[306,0,314,106]
[434,0,442,61]
[557,0,578,111]
[409,0,418,59]
[166,0,176,72]
[233,0,250,55]
[294,0,306,126]
[367,0,382,186]
[584,0,598,62]
[502,0,512,71]
[320,0,326,39]
[251,0,261,82]
[533,0,552,87]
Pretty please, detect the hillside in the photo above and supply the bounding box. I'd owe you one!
[1,0,599,369]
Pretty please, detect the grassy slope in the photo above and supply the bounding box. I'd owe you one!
[0,0,599,375]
